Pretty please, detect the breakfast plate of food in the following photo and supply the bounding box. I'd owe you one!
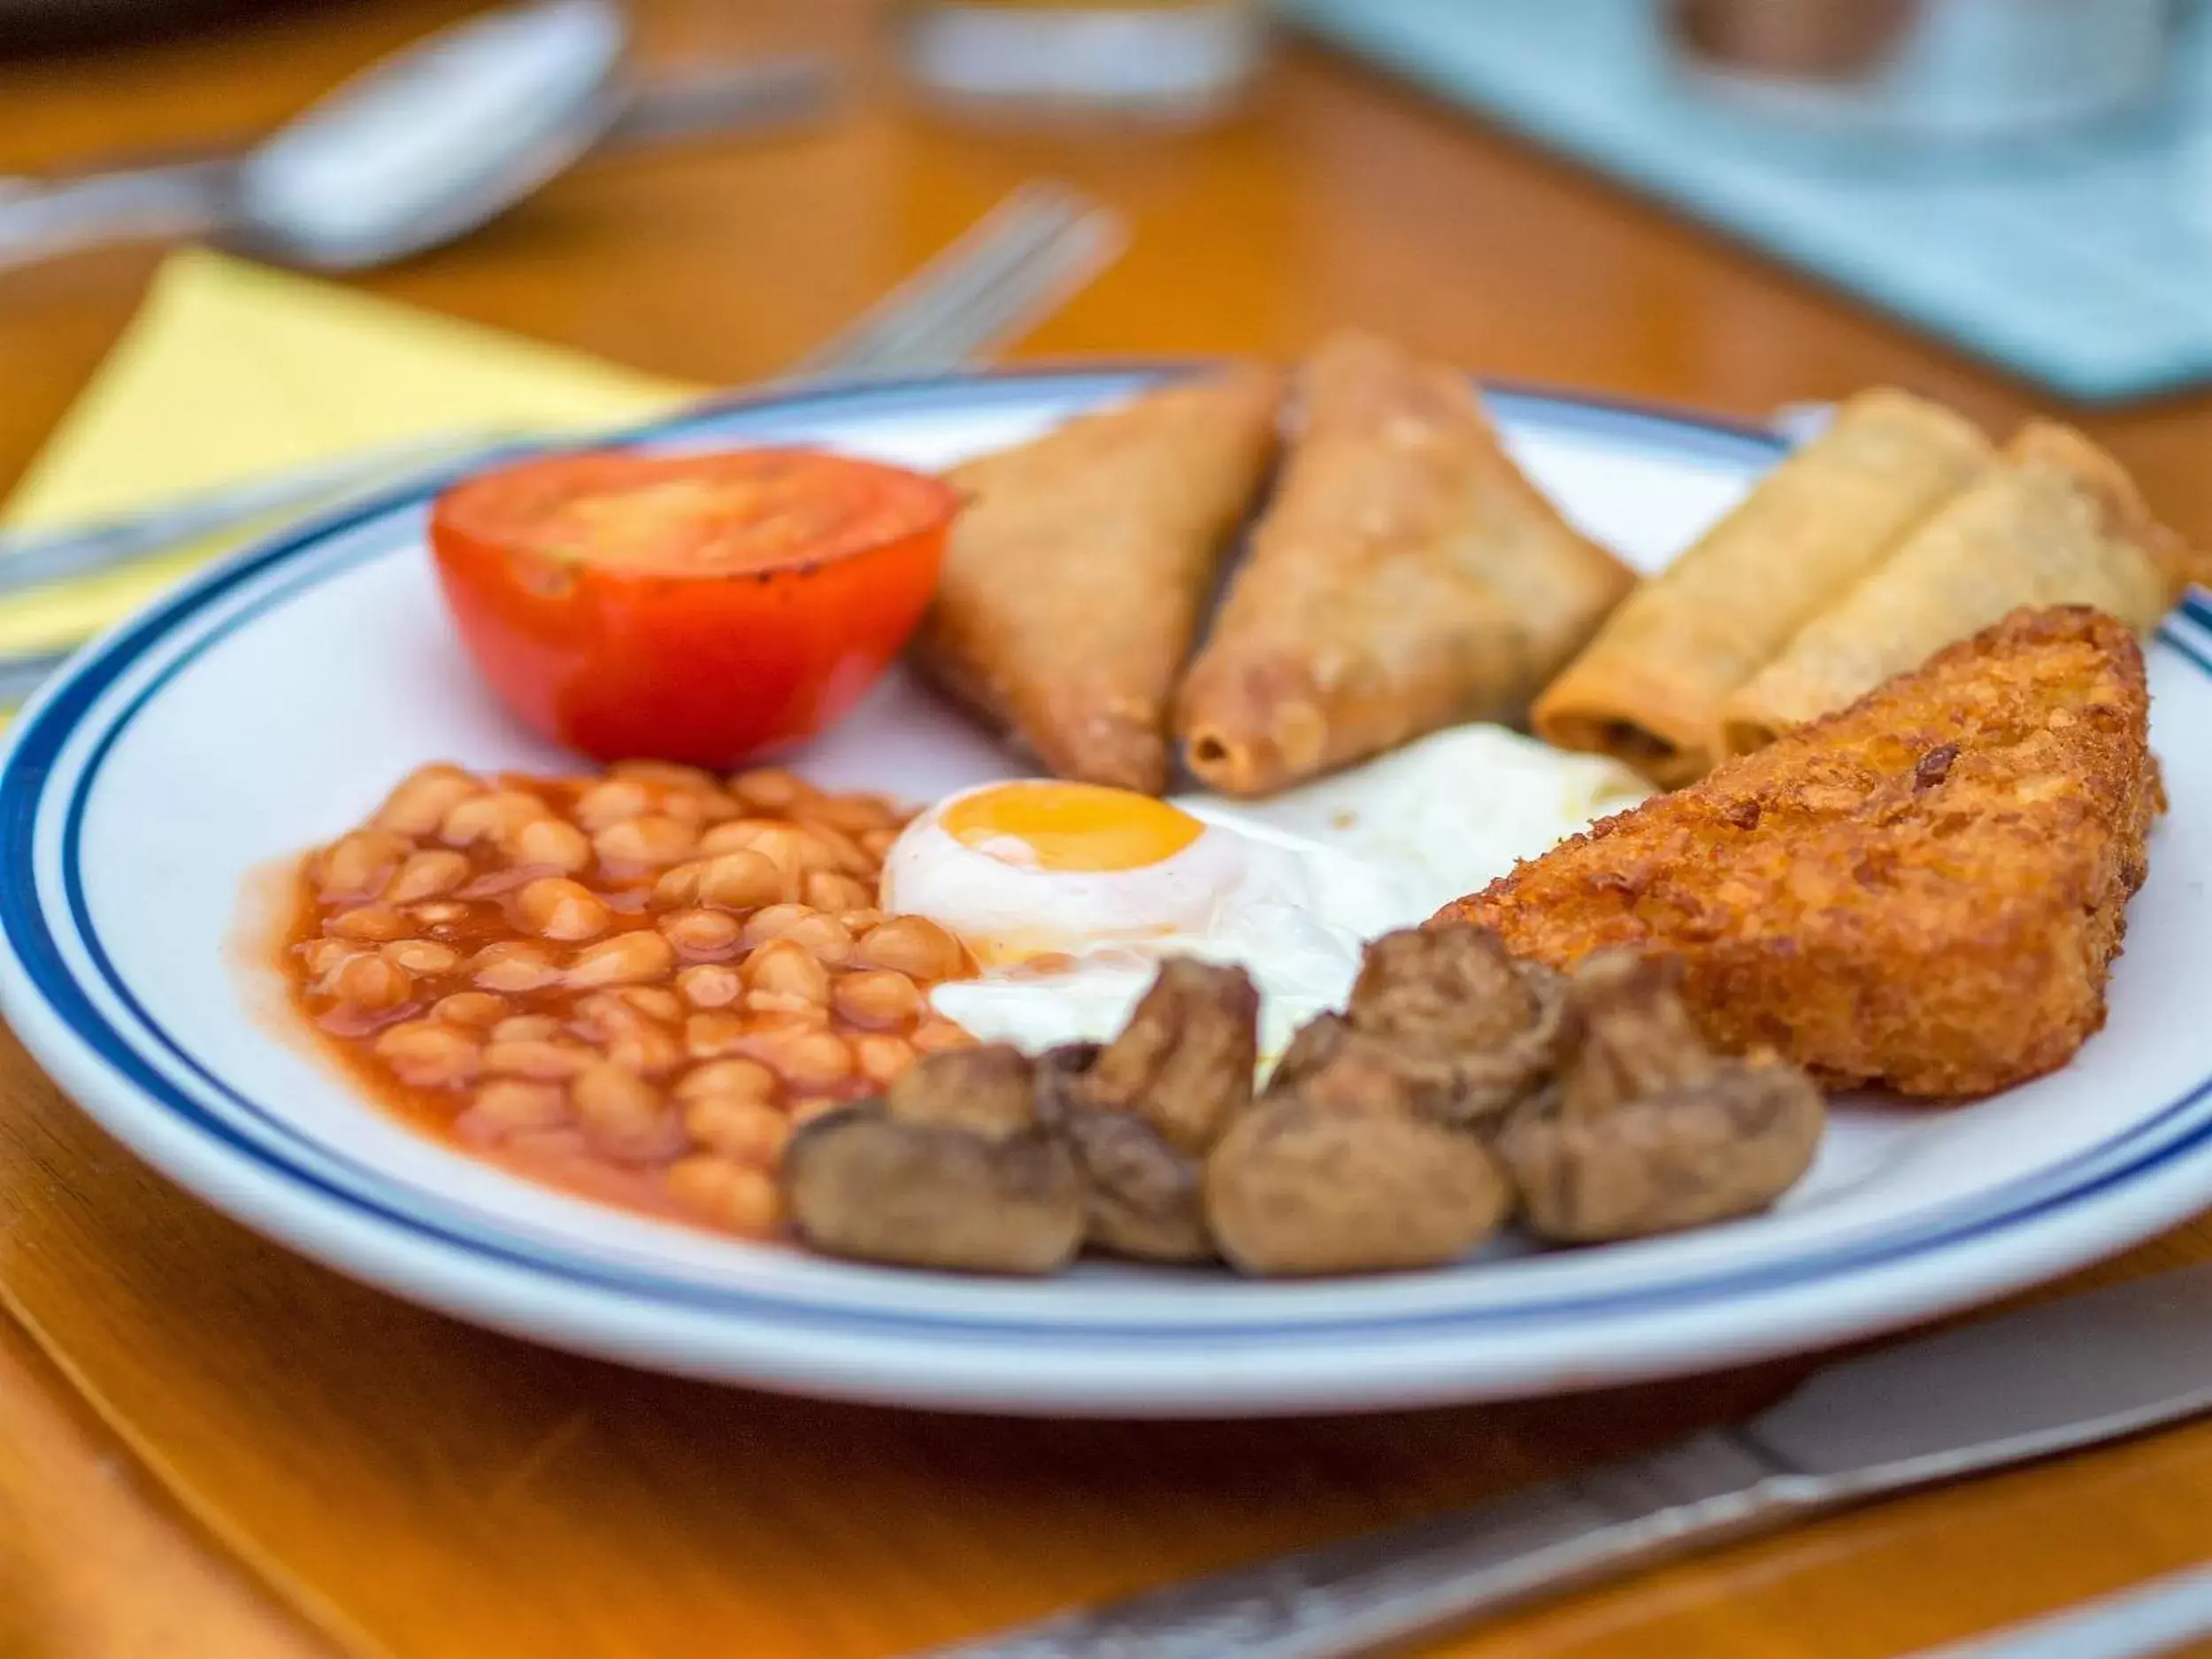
[0,331,2207,1415]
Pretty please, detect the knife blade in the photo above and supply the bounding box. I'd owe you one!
[1911,1563,2212,1658]
[925,1265,2212,1659]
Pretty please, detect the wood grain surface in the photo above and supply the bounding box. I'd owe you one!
[0,1290,321,1658]
[4,4,2212,1656]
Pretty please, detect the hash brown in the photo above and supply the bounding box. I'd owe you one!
[1439,606,2160,1097]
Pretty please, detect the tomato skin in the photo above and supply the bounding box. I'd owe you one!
[429,449,957,766]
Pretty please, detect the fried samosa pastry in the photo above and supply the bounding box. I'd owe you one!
[1532,389,1992,787]
[1440,607,2160,1099]
[1719,422,2204,758]
[1175,331,1636,797]
[917,365,1284,795]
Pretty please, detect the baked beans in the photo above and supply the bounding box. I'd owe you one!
[281,763,972,1238]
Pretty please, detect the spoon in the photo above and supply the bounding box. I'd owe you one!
[0,0,628,273]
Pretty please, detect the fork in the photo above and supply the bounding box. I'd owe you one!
[788,180,1125,380]
[0,178,1125,697]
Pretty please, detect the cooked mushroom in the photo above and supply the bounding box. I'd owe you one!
[1070,957,1260,1152]
[782,1044,1084,1273]
[1043,959,1259,1262]
[1264,1010,1356,1094]
[1494,952,1825,1242]
[1274,924,1563,1127]
[1047,1047,1210,1262]
[1207,1038,1511,1276]
[1348,925,1556,1054]
[1549,950,1714,1111]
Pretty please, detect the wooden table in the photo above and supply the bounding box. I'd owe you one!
[4,4,2212,1655]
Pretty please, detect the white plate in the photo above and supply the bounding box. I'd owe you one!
[3,366,2208,1418]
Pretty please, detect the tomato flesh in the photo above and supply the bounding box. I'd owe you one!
[430,448,959,765]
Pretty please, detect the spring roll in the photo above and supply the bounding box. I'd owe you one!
[1174,331,1636,797]
[1719,421,2203,757]
[915,364,1284,795]
[1530,389,1992,787]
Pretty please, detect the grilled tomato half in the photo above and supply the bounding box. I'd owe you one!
[430,448,959,765]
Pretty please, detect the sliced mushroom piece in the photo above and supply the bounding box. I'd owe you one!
[1046,1046,1212,1263]
[1265,1010,1356,1096]
[1348,924,1552,1053]
[1548,950,1714,1117]
[1044,960,1260,1263]
[1074,957,1260,1153]
[1207,1040,1511,1276]
[1494,952,1825,1242]
[1271,925,1565,1128]
[1498,1065,1824,1242]
[782,1044,1083,1274]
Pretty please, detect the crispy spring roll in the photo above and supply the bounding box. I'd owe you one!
[1531,389,1992,787]
[915,365,1283,795]
[1174,331,1636,797]
[1718,421,2204,757]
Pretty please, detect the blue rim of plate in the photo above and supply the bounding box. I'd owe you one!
[4,364,2211,1348]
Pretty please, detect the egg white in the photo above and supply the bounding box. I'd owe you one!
[879,804,1261,965]
[1177,724,1652,920]
[889,725,1652,1066]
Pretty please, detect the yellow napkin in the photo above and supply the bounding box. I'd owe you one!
[0,248,701,655]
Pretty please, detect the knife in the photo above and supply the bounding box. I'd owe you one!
[1914,1563,2212,1658]
[925,1264,2212,1659]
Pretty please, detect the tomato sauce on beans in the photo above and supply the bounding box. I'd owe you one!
[280,760,975,1238]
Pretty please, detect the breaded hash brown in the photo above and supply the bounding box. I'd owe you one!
[1438,607,2159,1097]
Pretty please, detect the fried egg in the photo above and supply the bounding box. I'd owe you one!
[881,725,1649,1063]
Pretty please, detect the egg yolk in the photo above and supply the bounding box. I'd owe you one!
[941,782,1203,872]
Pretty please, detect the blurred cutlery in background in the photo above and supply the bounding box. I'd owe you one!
[598,54,835,150]
[0,0,631,273]
[0,432,504,600]
[790,179,1127,380]
[0,179,1126,697]
[0,0,833,276]
[3,54,834,202]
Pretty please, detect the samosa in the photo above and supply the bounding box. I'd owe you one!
[916,365,1284,795]
[1177,331,1634,796]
